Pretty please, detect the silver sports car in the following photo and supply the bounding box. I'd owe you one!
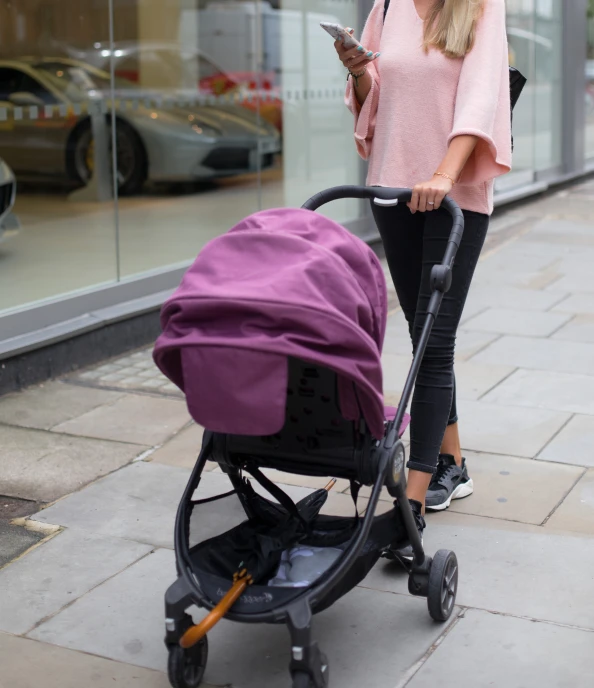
[0,58,281,194]
[0,157,19,243]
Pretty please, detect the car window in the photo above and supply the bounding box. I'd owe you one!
[0,68,25,101]
[18,73,58,104]
[35,62,132,99]
[0,67,58,104]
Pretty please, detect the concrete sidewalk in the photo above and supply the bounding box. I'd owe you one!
[2,180,594,687]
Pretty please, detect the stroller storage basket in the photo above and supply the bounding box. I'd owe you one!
[156,186,465,688]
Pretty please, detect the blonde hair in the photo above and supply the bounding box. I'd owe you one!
[423,0,484,58]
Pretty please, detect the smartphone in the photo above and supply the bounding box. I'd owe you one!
[320,22,359,49]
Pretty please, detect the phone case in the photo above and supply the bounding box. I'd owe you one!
[320,23,359,49]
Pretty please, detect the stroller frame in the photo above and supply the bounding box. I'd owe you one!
[163,186,465,688]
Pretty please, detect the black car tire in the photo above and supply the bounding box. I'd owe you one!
[67,117,147,196]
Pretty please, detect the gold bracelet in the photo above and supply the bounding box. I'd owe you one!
[434,171,457,186]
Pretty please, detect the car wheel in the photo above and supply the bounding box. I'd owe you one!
[68,118,147,195]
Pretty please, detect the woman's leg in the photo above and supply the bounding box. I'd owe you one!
[408,209,489,506]
[371,202,430,507]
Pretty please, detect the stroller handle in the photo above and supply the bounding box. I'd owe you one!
[302,185,465,267]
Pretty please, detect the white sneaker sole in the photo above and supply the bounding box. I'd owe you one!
[426,479,474,512]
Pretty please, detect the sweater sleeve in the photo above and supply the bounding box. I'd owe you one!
[448,0,512,185]
[345,0,384,160]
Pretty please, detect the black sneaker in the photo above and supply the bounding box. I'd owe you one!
[384,499,425,565]
[425,454,474,512]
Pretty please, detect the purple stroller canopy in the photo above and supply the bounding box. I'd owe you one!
[153,207,389,439]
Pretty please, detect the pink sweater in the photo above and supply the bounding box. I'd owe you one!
[346,0,512,215]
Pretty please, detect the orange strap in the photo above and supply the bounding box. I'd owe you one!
[180,572,251,649]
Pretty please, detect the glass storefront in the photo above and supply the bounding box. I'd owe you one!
[497,0,563,192]
[0,0,361,318]
[586,0,594,158]
[0,0,590,353]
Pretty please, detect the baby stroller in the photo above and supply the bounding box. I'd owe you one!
[153,186,465,688]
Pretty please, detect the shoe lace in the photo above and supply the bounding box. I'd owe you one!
[431,460,456,491]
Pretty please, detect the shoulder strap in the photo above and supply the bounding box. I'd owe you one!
[383,0,390,21]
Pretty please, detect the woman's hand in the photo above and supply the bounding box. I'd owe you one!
[408,175,453,213]
[334,28,379,73]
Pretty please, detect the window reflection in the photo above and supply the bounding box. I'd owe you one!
[504,0,562,186]
[586,0,594,158]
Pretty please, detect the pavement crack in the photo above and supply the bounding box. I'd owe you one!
[392,608,466,688]
[540,467,588,527]
[476,366,518,401]
[23,547,157,637]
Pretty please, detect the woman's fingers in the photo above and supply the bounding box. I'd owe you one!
[433,189,447,210]
[348,55,373,69]
[335,42,378,69]
[408,188,420,213]
[417,189,428,213]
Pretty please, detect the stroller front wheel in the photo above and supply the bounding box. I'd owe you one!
[427,549,458,622]
[167,636,209,688]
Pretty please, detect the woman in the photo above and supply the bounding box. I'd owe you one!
[337,0,511,557]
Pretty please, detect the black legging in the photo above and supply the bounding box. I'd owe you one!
[372,202,489,475]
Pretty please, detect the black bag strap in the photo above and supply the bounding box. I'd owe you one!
[245,462,307,526]
[383,0,390,21]
[350,479,361,518]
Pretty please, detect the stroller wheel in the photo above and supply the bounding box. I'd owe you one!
[291,654,329,688]
[167,636,209,688]
[427,550,458,622]
[293,673,312,688]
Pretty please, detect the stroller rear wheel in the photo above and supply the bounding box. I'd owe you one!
[427,550,458,622]
[292,665,329,688]
[167,636,209,688]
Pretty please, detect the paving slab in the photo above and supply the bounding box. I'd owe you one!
[32,463,320,549]
[382,355,513,402]
[382,322,499,361]
[29,548,454,687]
[545,469,594,535]
[74,348,182,397]
[0,382,123,431]
[552,313,594,343]
[32,462,196,548]
[148,422,207,468]
[0,521,45,569]
[538,414,594,467]
[482,368,594,416]
[462,284,564,313]
[546,272,594,294]
[0,424,147,502]
[407,609,594,688]
[471,264,562,291]
[454,329,501,359]
[456,399,569,458]
[553,293,594,315]
[363,512,594,629]
[448,451,582,524]
[51,393,191,446]
[0,528,152,635]
[462,307,570,337]
[0,633,177,688]
[522,218,594,244]
[472,334,594,375]
[478,242,563,274]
